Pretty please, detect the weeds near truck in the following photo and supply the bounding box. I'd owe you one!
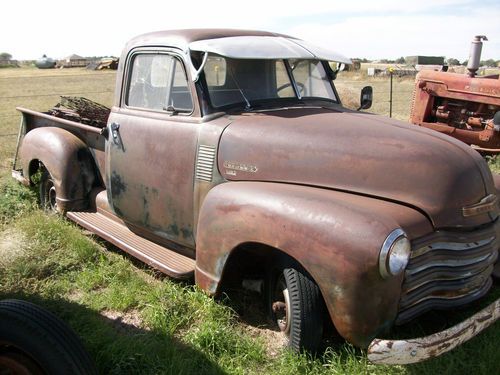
[0,68,499,374]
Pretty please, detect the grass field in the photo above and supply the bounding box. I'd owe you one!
[0,67,499,374]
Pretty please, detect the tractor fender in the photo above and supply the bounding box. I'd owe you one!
[195,181,432,347]
[20,127,96,211]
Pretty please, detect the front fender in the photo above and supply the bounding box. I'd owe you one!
[195,181,432,347]
[20,127,96,211]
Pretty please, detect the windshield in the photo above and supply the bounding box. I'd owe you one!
[202,54,338,109]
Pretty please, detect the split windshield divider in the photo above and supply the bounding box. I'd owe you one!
[284,59,302,100]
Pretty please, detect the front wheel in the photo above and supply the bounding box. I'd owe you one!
[270,267,324,353]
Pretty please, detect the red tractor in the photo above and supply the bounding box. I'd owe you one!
[410,36,500,153]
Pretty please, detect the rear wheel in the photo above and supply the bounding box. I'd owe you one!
[270,267,324,353]
[38,169,58,213]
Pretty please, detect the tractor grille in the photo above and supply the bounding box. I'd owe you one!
[396,222,499,325]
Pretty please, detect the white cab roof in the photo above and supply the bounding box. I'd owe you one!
[189,36,352,64]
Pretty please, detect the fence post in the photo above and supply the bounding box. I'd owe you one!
[389,67,394,118]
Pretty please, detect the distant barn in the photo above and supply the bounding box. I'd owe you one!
[59,54,89,68]
[405,56,445,65]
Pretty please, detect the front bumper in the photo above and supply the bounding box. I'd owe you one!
[367,297,499,364]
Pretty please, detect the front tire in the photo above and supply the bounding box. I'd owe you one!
[0,299,97,375]
[270,267,324,353]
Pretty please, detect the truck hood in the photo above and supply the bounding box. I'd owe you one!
[217,107,496,228]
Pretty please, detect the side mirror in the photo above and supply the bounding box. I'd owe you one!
[327,62,346,80]
[358,86,373,111]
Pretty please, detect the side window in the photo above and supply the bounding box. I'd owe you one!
[127,54,193,112]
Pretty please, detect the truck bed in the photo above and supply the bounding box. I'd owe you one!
[13,107,107,187]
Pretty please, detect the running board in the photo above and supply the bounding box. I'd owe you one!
[66,211,195,279]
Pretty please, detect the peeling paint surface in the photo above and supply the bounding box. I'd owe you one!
[106,108,198,247]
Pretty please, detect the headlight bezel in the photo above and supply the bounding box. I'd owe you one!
[379,228,411,279]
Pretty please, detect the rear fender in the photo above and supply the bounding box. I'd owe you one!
[20,127,96,211]
[195,181,432,347]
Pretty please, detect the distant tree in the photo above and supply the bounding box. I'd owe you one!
[446,58,460,66]
[461,59,468,66]
[0,52,12,60]
[480,59,496,67]
[395,56,405,64]
[352,57,371,63]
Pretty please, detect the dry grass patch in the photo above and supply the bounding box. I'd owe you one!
[0,228,26,267]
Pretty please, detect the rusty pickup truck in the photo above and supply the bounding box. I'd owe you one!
[11,29,500,364]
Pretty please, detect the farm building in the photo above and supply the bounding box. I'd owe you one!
[405,56,445,66]
[0,59,19,68]
[59,54,89,68]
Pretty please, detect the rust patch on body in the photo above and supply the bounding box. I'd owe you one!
[110,171,127,197]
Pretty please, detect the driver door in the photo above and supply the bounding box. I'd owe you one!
[106,51,197,247]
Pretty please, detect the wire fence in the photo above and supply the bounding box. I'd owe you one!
[336,73,416,117]
[0,75,415,127]
[0,72,116,80]
[0,90,113,100]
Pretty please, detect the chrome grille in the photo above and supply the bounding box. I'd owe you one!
[396,223,499,325]
[195,145,216,182]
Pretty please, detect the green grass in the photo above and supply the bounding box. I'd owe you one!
[486,156,500,174]
[0,178,394,374]
[0,168,498,375]
[1,67,499,374]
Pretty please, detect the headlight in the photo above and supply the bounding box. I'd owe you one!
[379,229,411,279]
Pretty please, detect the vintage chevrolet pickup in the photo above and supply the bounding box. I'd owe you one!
[11,29,500,364]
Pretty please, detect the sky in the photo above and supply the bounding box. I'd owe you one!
[1,0,499,61]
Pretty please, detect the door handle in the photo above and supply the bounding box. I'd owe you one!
[110,123,120,145]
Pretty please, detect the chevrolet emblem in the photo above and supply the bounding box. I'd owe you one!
[462,194,498,217]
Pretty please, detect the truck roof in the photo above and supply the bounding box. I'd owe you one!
[123,29,351,64]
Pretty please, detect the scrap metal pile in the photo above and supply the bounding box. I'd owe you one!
[86,57,119,70]
[48,96,110,128]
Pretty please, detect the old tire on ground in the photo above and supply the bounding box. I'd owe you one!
[39,169,58,213]
[270,267,324,353]
[0,299,97,375]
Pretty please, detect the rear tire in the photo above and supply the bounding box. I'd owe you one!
[270,267,324,353]
[0,299,97,375]
[39,169,59,213]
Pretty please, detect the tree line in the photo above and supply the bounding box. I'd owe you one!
[353,56,499,66]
